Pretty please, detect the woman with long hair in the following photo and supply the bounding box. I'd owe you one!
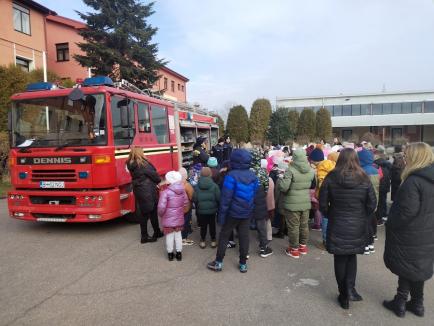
[319,148,377,310]
[390,153,405,202]
[126,147,163,243]
[383,142,434,318]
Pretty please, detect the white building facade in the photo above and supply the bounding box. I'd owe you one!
[276,91,434,145]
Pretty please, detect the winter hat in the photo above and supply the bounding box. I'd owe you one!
[260,159,268,169]
[207,157,218,168]
[201,167,212,177]
[165,171,182,184]
[376,144,386,153]
[327,152,339,163]
[309,148,325,162]
[179,167,188,180]
[193,136,206,148]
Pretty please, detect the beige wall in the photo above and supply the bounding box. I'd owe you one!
[0,0,46,69]
[45,20,88,81]
[153,69,187,103]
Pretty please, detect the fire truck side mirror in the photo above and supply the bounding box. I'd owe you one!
[118,99,131,129]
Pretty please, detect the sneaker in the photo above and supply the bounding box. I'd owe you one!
[382,216,388,222]
[285,247,300,259]
[311,226,322,232]
[227,241,236,248]
[373,235,378,241]
[299,244,308,255]
[210,240,217,248]
[364,247,370,255]
[369,244,375,253]
[246,254,250,260]
[259,247,273,258]
[207,260,223,272]
[182,239,195,246]
[199,241,206,249]
[239,263,248,273]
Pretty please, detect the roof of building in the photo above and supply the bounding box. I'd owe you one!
[160,66,189,82]
[46,15,87,29]
[277,89,434,102]
[19,0,57,15]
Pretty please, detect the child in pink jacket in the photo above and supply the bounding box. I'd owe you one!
[158,171,189,261]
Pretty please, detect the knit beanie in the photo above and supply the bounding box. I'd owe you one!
[165,171,182,184]
[309,148,325,162]
[327,152,339,163]
[207,157,218,168]
[201,167,212,177]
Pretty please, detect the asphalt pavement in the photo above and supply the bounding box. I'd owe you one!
[0,199,432,326]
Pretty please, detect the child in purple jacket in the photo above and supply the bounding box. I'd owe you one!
[158,171,189,261]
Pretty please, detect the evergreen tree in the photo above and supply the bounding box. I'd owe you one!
[267,107,291,145]
[288,110,300,140]
[75,0,164,89]
[226,105,249,143]
[249,98,272,144]
[315,107,332,141]
[297,108,316,141]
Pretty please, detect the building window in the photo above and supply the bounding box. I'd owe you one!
[16,57,30,72]
[342,129,352,140]
[171,80,175,92]
[361,104,371,115]
[178,83,181,91]
[56,43,69,62]
[342,105,352,116]
[333,105,342,116]
[163,77,168,90]
[412,102,422,113]
[181,85,184,92]
[13,2,30,34]
[425,101,434,113]
[372,104,382,115]
[351,104,361,116]
[391,103,402,114]
[402,102,412,114]
[383,103,392,114]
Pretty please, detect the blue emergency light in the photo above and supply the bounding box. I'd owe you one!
[26,82,55,92]
[82,76,114,87]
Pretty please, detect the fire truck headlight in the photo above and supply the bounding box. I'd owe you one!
[10,194,15,199]
[19,172,27,179]
[80,157,87,163]
[88,214,101,219]
[98,196,103,201]
[79,172,88,179]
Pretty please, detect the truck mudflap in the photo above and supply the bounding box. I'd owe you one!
[7,188,128,222]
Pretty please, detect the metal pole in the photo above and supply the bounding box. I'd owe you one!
[43,51,49,131]
[174,103,183,170]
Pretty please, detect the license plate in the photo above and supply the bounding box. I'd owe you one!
[40,181,65,189]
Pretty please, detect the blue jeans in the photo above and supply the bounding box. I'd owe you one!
[321,217,328,242]
[181,209,192,239]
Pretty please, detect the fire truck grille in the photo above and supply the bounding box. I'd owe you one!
[31,170,77,182]
[30,196,76,205]
[32,213,75,219]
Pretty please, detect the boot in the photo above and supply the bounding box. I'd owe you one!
[406,299,424,317]
[348,288,363,301]
[168,253,174,261]
[383,295,406,318]
[141,236,156,243]
[175,251,182,261]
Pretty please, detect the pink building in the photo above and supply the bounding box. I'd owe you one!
[152,66,189,103]
[45,15,88,81]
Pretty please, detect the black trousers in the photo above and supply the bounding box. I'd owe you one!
[256,218,268,249]
[216,217,250,264]
[397,277,424,300]
[139,208,160,238]
[198,213,216,241]
[376,190,388,220]
[334,254,357,296]
[368,213,376,244]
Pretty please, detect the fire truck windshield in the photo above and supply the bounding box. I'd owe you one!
[11,94,107,148]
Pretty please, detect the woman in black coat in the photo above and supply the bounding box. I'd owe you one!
[126,147,163,243]
[319,148,377,310]
[383,142,434,318]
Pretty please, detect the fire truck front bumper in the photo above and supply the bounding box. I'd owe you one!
[7,188,127,222]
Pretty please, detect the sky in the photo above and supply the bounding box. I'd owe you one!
[38,0,434,118]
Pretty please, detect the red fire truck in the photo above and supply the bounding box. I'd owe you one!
[7,76,219,222]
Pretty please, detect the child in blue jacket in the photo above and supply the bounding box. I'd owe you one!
[207,149,259,273]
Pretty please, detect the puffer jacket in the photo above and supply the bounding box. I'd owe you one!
[384,164,434,281]
[218,149,259,225]
[358,149,380,202]
[127,160,161,214]
[193,176,220,215]
[278,148,314,212]
[319,171,377,255]
[158,182,189,228]
[316,159,336,197]
[375,157,392,193]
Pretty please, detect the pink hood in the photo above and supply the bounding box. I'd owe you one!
[158,182,188,228]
